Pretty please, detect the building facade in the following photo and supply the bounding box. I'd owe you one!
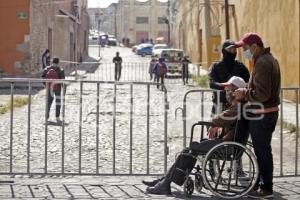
[174,0,300,92]
[88,5,117,35]
[116,0,169,45]
[0,0,89,77]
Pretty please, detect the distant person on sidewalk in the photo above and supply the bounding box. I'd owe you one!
[42,49,51,69]
[233,33,281,199]
[181,55,191,85]
[209,40,250,115]
[42,57,65,122]
[149,56,157,81]
[113,52,123,81]
[153,57,167,91]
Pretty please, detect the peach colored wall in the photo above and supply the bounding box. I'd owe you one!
[0,0,29,74]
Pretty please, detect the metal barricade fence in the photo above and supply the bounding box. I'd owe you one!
[0,78,169,176]
[176,88,300,177]
[85,62,192,84]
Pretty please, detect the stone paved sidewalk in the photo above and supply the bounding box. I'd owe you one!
[0,176,300,199]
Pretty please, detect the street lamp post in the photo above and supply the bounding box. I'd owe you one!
[163,17,170,45]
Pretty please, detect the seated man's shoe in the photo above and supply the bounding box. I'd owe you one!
[146,181,171,195]
[142,178,163,187]
[248,188,273,199]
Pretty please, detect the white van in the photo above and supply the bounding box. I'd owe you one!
[158,49,184,74]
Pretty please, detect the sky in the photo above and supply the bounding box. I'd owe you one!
[88,0,119,8]
[88,0,168,8]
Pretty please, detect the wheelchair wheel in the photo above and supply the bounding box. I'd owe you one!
[195,173,203,193]
[184,176,194,197]
[202,142,259,199]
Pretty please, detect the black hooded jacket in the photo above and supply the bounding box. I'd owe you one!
[209,51,250,105]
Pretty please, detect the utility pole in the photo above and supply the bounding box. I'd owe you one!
[74,4,79,77]
[204,0,211,67]
[196,0,201,76]
[114,4,117,38]
[224,0,230,39]
[98,19,101,58]
[204,0,211,42]
[165,18,170,46]
[167,0,170,45]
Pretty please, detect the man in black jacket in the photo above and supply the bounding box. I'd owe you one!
[209,40,250,115]
[42,57,65,121]
[181,56,191,85]
[113,52,122,81]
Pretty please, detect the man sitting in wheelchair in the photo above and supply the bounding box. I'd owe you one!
[143,76,251,196]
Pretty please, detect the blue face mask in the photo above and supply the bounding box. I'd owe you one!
[243,49,253,60]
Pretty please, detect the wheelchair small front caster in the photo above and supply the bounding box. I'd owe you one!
[184,176,194,197]
[195,173,203,193]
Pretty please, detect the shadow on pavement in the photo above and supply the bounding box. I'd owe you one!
[46,121,69,126]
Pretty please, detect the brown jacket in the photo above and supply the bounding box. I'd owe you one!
[212,104,240,141]
[246,47,281,109]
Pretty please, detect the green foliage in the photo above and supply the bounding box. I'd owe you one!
[0,97,29,114]
[192,75,209,88]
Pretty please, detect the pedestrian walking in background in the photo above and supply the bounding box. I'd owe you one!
[209,40,250,115]
[42,57,65,122]
[149,56,157,81]
[233,33,281,199]
[42,49,51,69]
[113,52,122,81]
[181,55,191,85]
[153,57,167,91]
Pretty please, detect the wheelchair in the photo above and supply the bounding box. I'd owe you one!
[176,120,259,199]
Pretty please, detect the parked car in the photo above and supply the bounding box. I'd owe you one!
[89,35,99,45]
[137,45,153,56]
[108,38,117,46]
[158,49,184,74]
[152,44,168,56]
[136,43,153,56]
[100,34,108,46]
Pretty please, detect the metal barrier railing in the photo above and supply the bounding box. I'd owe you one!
[0,78,169,176]
[176,88,300,177]
[175,89,222,148]
[85,62,193,84]
[280,87,299,177]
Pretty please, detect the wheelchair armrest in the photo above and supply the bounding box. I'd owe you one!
[190,121,229,147]
[190,121,212,146]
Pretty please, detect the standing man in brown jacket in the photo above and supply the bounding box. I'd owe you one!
[234,33,281,199]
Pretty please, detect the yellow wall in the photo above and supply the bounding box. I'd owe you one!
[175,0,300,90]
[225,0,300,89]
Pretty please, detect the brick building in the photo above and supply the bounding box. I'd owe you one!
[0,0,89,77]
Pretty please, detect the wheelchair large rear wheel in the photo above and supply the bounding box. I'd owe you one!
[202,142,259,199]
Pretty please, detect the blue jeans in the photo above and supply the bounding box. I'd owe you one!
[249,111,278,192]
[47,88,62,118]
